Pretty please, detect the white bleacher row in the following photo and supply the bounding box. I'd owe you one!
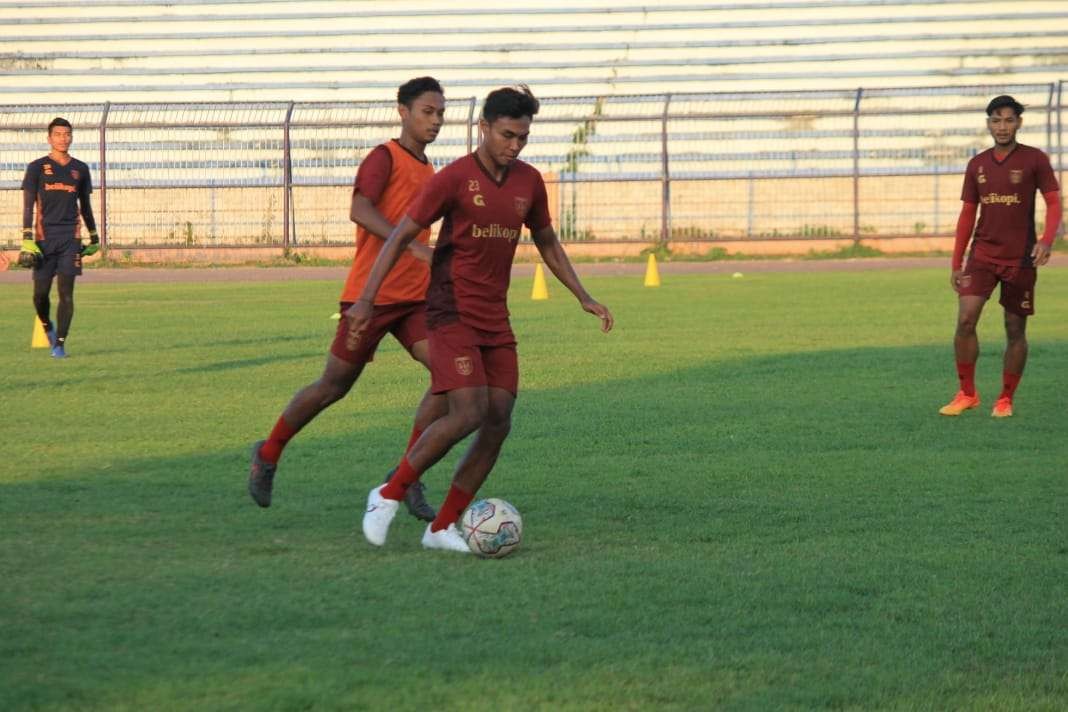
[2,83,1064,185]
[1,0,1068,102]
[2,1,1066,245]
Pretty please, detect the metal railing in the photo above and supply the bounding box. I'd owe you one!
[1,82,1065,250]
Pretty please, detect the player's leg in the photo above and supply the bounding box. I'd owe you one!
[48,240,82,358]
[941,262,994,415]
[364,384,487,546]
[430,386,514,528]
[248,353,365,507]
[992,268,1035,418]
[390,337,449,521]
[52,273,76,357]
[406,338,450,434]
[421,337,517,552]
[413,385,491,552]
[428,336,517,527]
[273,353,366,455]
[363,320,492,547]
[32,274,56,347]
[249,304,387,507]
[940,295,985,415]
[993,311,1027,417]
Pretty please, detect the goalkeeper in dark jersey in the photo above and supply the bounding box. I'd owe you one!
[19,118,99,359]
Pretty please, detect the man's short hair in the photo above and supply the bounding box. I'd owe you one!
[48,117,72,134]
[397,77,443,108]
[986,95,1024,116]
[482,85,540,123]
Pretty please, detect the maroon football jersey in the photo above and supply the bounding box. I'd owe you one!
[408,153,552,332]
[961,144,1059,267]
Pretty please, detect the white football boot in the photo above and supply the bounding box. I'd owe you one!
[362,485,399,546]
[421,523,471,553]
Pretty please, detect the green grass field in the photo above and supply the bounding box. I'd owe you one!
[2,268,1066,711]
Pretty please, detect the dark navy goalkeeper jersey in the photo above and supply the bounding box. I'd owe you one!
[22,155,96,240]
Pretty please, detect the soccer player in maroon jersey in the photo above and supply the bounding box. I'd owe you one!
[940,95,1062,418]
[247,77,447,520]
[18,118,99,359]
[351,85,614,552]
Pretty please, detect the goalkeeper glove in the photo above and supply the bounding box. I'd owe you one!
[81,230,100,257]
[18,234,42,269]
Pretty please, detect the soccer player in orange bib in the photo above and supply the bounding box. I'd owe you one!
[350,85,614,552]
[941,95,1061,418]
[248,77,447,518]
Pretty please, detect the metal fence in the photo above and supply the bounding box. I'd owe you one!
[2,82,1065,250]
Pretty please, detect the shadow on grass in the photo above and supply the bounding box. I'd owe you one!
[2,341,1066,711]
[172,351,326,374]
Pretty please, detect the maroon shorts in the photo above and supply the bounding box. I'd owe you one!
[957,258,1037,316]
[330,301,427,365]
[427,320,518,396]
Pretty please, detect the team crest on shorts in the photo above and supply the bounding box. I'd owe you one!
[1009,169,1023,184]
[454,356,473,376]
[514,197,530,219]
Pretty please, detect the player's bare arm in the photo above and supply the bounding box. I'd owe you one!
[345,215,424,338]
[532,224,614,332]
[350,192,432,264]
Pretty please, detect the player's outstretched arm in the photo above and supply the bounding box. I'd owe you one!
[345,216,424,339]
[532,225,613,333]
[350,193,432,263]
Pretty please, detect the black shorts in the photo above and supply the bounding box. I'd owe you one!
[34,237,82,281]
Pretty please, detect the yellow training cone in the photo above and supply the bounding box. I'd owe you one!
[643,253,661,287]
[31,318,50,348]
[531,262,549,300]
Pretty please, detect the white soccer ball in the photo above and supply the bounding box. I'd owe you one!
[461,498,523,558]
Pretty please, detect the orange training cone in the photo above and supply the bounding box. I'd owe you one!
[643,253,661,287]
[31,318,50,348]
[531,262,549,300]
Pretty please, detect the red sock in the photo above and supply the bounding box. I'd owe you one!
[380,456,421,501]
[259,416,299,464]
[1000,371,1022,400]
[405,426,423,454]
[431,484,474,532]
[956,362,977,397]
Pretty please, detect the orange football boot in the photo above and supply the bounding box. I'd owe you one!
[991,397,1014,418]
[939,391,980,416]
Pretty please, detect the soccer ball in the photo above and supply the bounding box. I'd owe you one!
[461,498,523,558]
